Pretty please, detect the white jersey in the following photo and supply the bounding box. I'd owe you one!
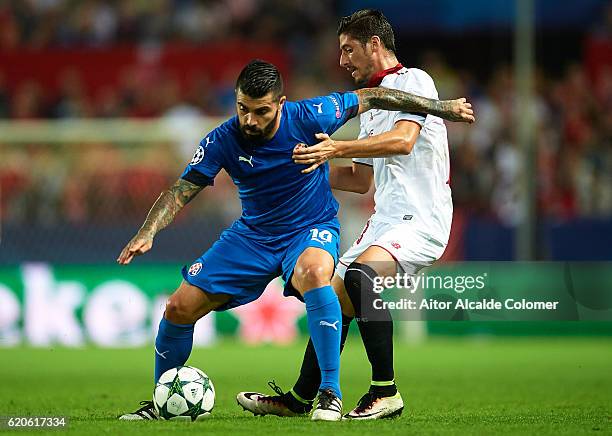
[354,67,453,245]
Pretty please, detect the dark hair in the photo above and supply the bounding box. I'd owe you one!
[337,9,396,53]
[235,60,283,99]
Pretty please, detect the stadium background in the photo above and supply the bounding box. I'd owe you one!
[0,1,611,434]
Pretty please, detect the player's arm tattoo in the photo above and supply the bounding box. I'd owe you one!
[139,178,203,238]
[356,87,460,121]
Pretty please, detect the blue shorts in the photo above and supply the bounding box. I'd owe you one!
[181,218,340,311]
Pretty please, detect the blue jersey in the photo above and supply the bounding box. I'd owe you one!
[181,92,359,235]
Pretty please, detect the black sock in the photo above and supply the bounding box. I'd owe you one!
[345,262,395,383]
[292,314,352,401]
[356,318,395,382]
[369,383,398,398]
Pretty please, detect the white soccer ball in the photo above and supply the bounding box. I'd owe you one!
[153,366,215,421]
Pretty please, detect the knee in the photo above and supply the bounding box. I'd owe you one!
[165,295,197,324]
[293,263,331,293]
[344,262,379,302]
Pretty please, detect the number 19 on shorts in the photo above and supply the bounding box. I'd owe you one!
[310,228,333,245]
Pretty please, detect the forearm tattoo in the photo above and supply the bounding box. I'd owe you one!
[357,87,452,119]
[140,178,203,237]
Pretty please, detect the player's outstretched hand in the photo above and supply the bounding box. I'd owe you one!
[117,232,153,265]
[448,98,475,123]
[293,133,337,174]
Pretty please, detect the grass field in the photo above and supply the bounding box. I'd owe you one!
[1,337,611,435]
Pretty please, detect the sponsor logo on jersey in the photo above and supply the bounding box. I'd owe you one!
[329,96,341,119]
[313,102,323,114]
[239,155,254,167]
[188,262,202,276]
[190,146,205,165]
[391,242,402,250]
[403,214,413,221]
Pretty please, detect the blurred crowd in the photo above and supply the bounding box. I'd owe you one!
[0,0,340,119]
[1,0,612,230]
[0,66,230,119]
[443,59,612,224]
[0,0,336,48]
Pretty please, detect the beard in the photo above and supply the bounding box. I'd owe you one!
[240,108,280,141]
[352,63,374,88]
[354,75,369,87]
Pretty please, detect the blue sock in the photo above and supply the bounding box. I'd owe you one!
[303,285,342,399]
[154,317,194,383]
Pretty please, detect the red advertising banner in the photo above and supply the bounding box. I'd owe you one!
[0,42,289,98]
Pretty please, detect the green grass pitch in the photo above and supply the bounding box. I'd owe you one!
[1,337,611,435]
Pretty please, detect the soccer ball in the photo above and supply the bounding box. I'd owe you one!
[153,366,215,421]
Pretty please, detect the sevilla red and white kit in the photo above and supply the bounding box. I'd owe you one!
[337,66,453,278]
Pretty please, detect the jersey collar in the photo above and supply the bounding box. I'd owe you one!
[366,63,404,87]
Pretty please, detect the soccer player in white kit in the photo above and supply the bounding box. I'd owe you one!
[237,9,474,420]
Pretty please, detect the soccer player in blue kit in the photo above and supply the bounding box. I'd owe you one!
[117,60,474,421]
